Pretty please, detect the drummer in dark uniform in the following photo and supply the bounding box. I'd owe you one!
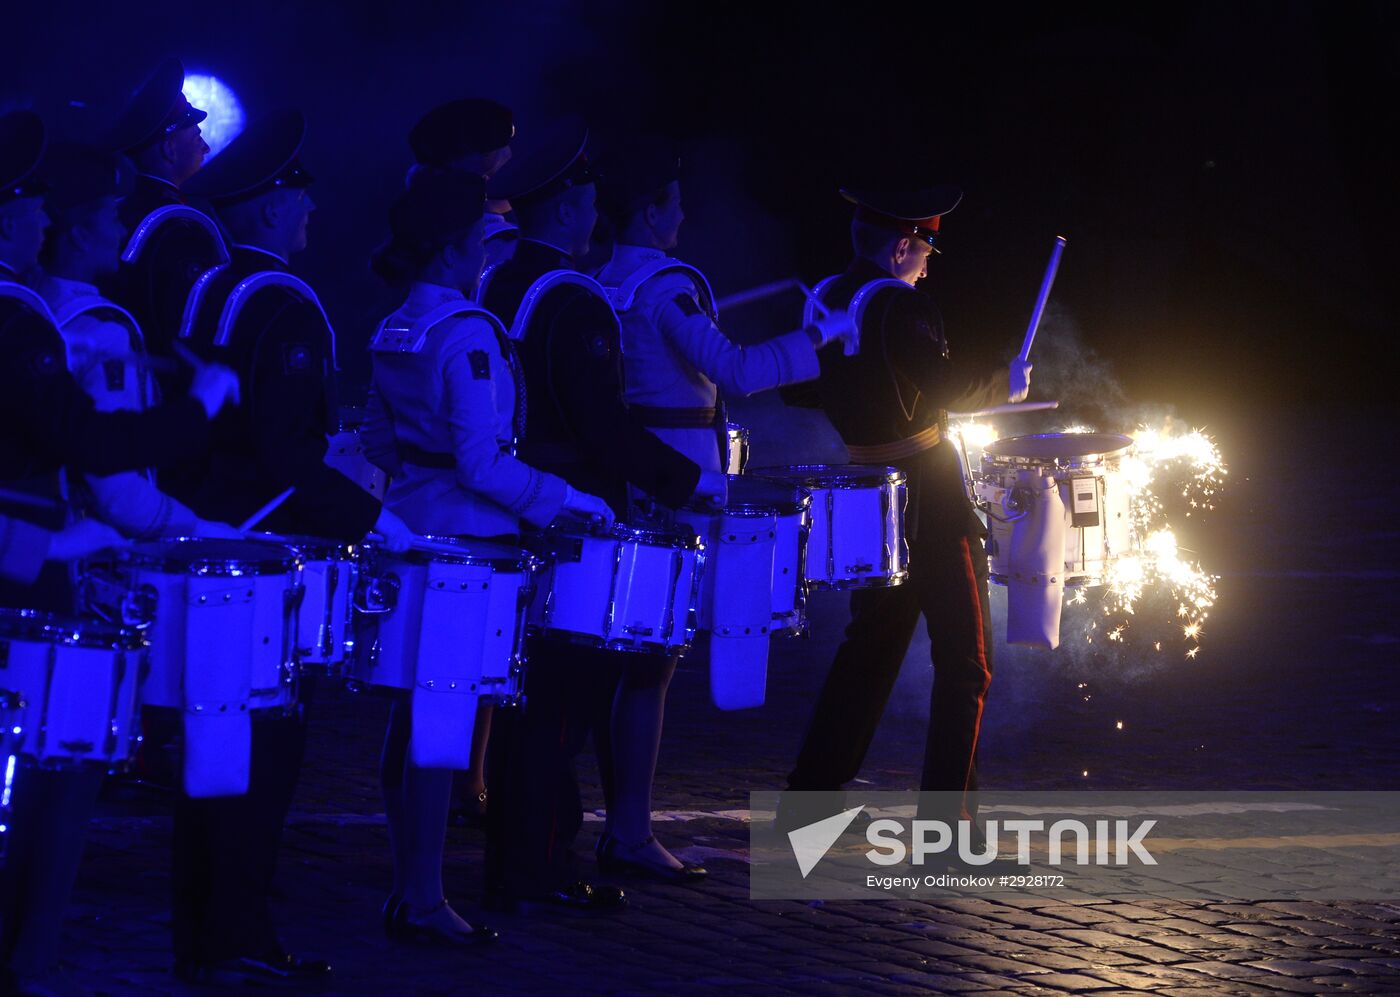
[785,186,1032,834]
[154,109,412,987]
[0,110,239,996]
[104,57,229,371]
[479,117,726,911]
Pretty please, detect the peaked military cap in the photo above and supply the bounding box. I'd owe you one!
[483,210,518,243]
[487,115,593,207]
[107,57,207,153]
[409,98,514,167]
[40,143,135,216]
[601,135,681,219]
[184,109,313,206]
[0,110,47,204]
[841,185,963,252]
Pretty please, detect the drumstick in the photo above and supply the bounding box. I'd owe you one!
[713,279,831,319]
[0,486,64,511]
[947,401,1061,420]
[238,488,295,532]
[1019,235,1067,363]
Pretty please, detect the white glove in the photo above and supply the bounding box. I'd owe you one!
[689,469,728,509]
[45,519,128,562]
[193,519,245,539]
[1008,358,1033,403]
[561,485,615,530]
[187,360,242,419]
[808,309,859,356]
[373,506,414,553]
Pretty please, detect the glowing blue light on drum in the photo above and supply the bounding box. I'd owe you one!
[182,73,245,160]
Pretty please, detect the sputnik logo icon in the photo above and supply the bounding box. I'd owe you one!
[787,805,865,878]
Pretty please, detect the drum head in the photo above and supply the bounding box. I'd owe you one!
[983,433,1133,467]
[751,463,906,489]
[252,532,356,558]
[120,537,298,574]
[0,607,144,650]
[537,522,702,551]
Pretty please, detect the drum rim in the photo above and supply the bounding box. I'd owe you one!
[0,607,147,649]
[389,535,543,571]
[686,476,813,517]
[750,463,908,488]
[982,432,1134,468]
[252,531,358,557]
[118,536,299,573]
[536,522,704,551]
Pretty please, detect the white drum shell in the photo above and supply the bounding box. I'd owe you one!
[529,531,702,655]
[978,434,1135,587]
[1,630,144,768]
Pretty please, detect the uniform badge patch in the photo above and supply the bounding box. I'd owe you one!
[283,343,312,374]
[468,350,491,380]
[103,359,126,392]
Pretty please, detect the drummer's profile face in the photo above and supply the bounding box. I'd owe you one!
[891,236,932,285]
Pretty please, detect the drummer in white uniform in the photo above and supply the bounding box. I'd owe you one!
[35,143,240,539]
[362,167,613,947]
[595,138,858,476]
[589,138,857,879]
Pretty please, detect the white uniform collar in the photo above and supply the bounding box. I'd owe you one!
[36,274,104,312]
[403,280,467,315]
[609,243,668,276]
[138,173,183,194]
[520,236,574,261]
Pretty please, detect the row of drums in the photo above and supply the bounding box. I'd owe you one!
[0,426,1141,803]
[0,448,912,800]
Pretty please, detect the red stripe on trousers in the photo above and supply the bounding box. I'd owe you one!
[957,536,992,820]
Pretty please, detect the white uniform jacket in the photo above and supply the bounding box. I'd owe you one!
[596,244,820,471]
[362,281,568,538]
[38,276,204,539]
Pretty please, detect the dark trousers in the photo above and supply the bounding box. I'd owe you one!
[485,637,621,898]
[789,514,994,817]
[0,764,105,978]
[169,679,314,963]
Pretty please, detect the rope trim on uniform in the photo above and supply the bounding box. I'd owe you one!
[846,422,944,464]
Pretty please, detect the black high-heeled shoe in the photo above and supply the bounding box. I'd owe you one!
[596,833,708,883]
[392,899,499,948]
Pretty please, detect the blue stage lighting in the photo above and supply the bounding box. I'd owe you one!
[182,73,245,160]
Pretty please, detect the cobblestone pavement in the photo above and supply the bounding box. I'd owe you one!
[54,408,1400,994]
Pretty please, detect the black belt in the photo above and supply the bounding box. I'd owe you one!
[630,404,718,429]
[398,442,514,468]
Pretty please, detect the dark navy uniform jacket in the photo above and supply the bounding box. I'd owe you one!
[480,238,700,517]
[109,174,228,370]
[161,246,380,540]
[809,258,1006,541]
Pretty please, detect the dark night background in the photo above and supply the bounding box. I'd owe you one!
[5,1,1396,421]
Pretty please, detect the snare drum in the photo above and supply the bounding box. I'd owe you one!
[753,465,909,590]
[107,538,302,711]
[527,523,704,655]
[0,608,146,769]
[976,433,1135,587]
[350,537,538,706]
[257,533,358,673]
[350,537,540,769]
[724,422,750,476]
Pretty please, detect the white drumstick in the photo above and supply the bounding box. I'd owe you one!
[713,278,830,319]
[238,487,295,532]
[1019,236,1067,363]
[948,401,1061,420]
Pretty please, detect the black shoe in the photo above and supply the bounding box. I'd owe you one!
[174,950,332,989]
[448,789,489,828]
[484,879,627,915]
[391,899,499,948]
[596,833,708,883]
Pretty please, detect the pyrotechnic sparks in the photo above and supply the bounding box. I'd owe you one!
[1041,421,1225,658]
